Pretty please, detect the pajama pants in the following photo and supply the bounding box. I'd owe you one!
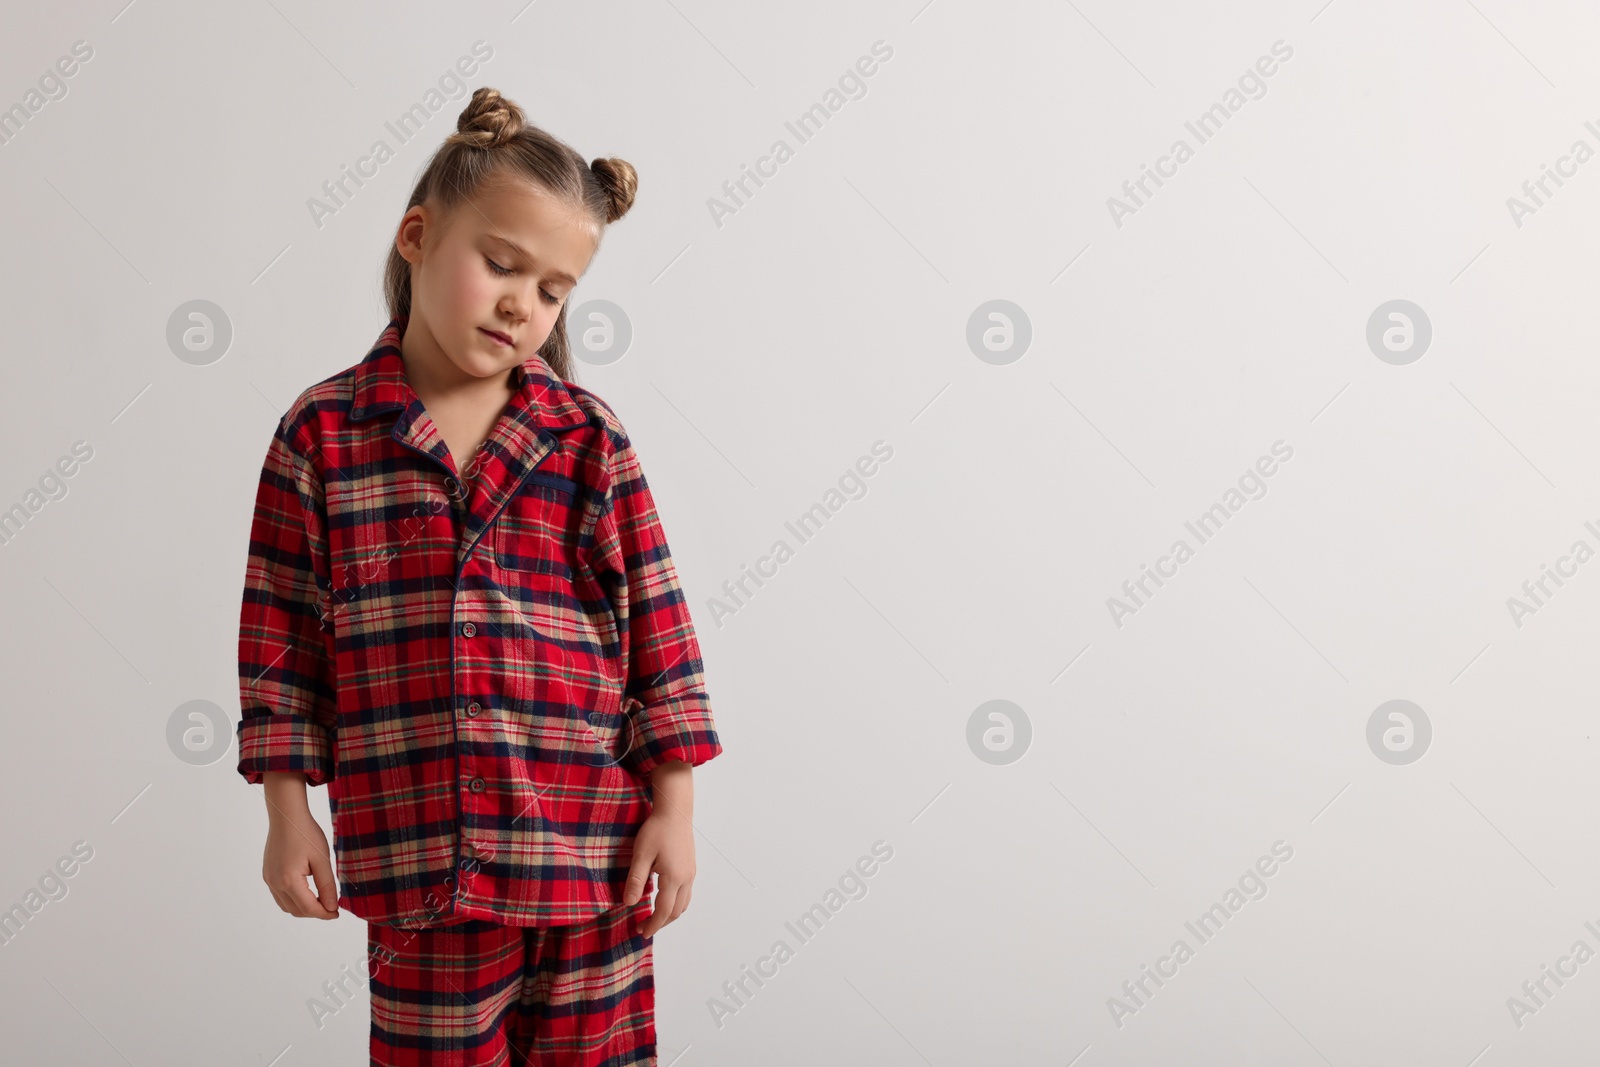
[366,896,656,1066]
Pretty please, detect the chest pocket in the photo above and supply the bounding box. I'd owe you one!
[493,472,618,655]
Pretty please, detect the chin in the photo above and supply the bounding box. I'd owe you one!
[444,343,504,378]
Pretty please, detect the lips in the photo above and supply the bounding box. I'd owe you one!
[479,327,513,347]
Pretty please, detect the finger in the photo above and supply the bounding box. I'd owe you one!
[284,873,326,919]
[273,885,305,918]
[664,880,687,926]
[636,880,659,936]
[308,852,340,917]
[645,881,680,936]
[272,880,304,917]
[299,875,336,919]
[269,886,293,915]
[622,851,655,906]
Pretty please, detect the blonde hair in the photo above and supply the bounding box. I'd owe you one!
[382,87,638,381]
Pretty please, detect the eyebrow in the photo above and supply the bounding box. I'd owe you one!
[486,234,578,286]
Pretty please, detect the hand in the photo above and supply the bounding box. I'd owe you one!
[261,772,340,920]
[623,761,695,937]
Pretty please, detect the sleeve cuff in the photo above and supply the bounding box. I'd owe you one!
[236,713,335,786]
[622,694,723,777]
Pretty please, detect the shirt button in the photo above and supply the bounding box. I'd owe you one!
[466,702,481,717]
[460,621,476,638]
[468,777,486,793]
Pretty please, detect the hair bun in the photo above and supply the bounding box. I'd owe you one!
[589,157,638,223]
[451,87,524,150]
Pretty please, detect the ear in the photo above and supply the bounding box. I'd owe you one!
[394,204,430,266]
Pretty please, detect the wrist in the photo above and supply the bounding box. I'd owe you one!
[263,771,311,819]
[647,760,693,820]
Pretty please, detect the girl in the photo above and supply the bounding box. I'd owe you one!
[236,87,723,1065]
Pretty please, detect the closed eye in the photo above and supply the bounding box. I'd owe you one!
[486,256,562,305]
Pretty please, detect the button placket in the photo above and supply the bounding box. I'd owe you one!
[457,568,481,903]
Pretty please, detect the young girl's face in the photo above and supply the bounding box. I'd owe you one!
[400,174,598,380]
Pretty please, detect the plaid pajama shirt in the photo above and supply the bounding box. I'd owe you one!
[235,315,723,932]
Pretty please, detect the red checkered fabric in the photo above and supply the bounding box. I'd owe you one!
[236,315,723,927]
[367,897,655,1065]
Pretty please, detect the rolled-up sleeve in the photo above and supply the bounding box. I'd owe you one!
[236,416,338,786]
[593,432,722,778]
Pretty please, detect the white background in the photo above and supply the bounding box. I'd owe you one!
[2,1,1599,1064]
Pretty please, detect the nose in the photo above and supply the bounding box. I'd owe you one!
[498,284,533,323]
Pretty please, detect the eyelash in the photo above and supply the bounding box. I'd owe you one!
[485,256,561,305]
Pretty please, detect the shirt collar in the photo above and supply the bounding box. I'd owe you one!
[347,314,590,432]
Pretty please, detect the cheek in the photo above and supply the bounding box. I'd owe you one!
[532,308,560,348]
[432,253,494,318]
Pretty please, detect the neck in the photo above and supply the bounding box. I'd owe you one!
[398,313,516,404]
